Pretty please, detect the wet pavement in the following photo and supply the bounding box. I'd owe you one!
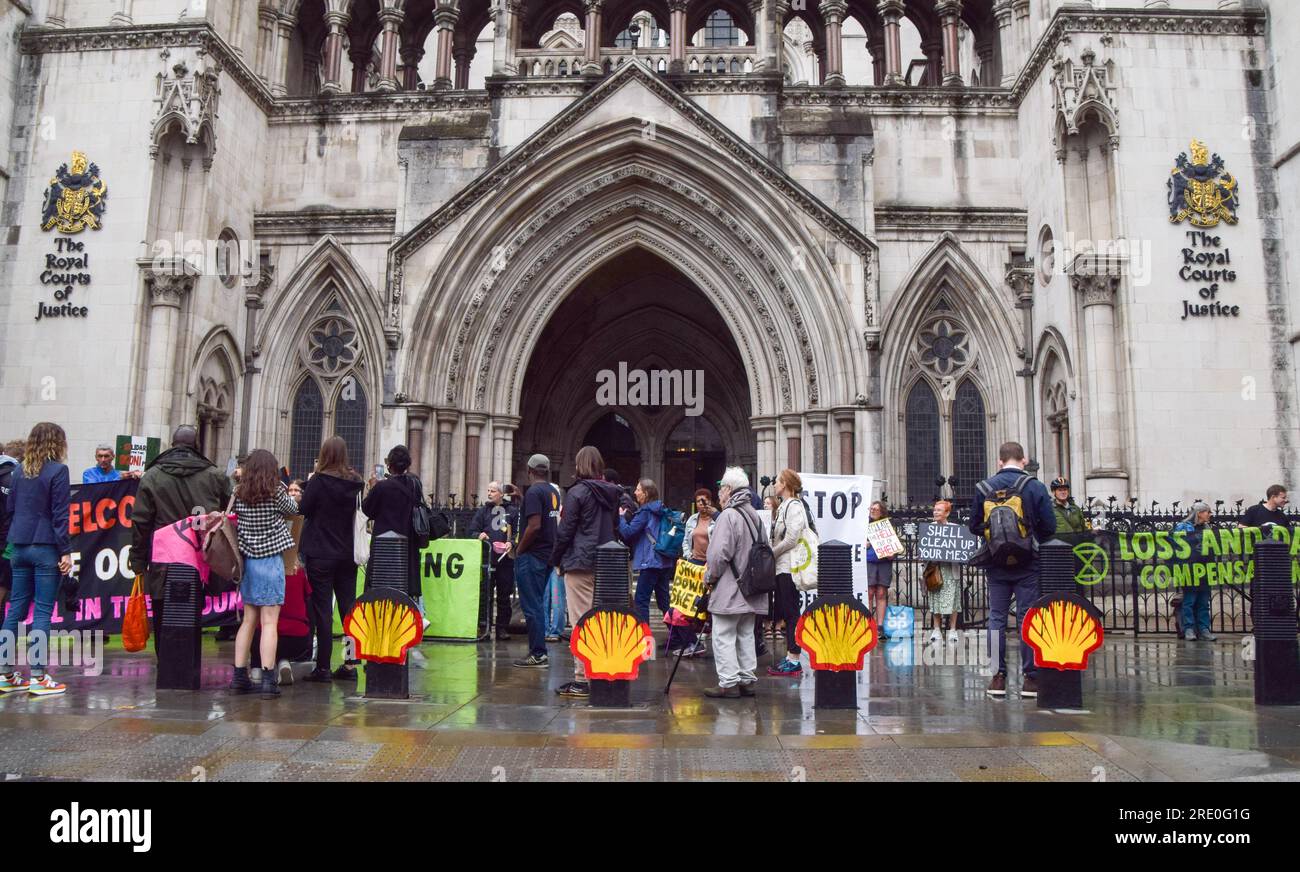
[2,631,1298,781]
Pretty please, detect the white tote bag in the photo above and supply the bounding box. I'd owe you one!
[352,492,371,567]
[791,527,819,591]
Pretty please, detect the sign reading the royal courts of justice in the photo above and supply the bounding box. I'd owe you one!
[36,150,105,322]
[1168,139,1242,321]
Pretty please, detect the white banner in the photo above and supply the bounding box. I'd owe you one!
[797,473,875,608]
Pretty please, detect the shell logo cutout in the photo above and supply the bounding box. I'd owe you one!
[1020,593,1105,671]
[795,596,878,671]
[343,589,423,664]
[570,608,653,681]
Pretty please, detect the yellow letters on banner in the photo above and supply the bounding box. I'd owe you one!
[668,561,707,621]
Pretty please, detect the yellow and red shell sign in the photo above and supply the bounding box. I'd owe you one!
[570,608,653,681]
[1021,593,1104,670]
[795,596,878,672]
[343,590,423,665]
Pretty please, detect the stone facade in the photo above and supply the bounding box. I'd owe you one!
[0,0,1296,510]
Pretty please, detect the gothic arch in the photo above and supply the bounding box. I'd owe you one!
[188,327,243,464]
[880,233,1020,501]
[1035,326,1078,485]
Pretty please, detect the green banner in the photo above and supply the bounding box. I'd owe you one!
[332,538,484,639]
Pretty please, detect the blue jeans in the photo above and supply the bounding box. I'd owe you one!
[545,568,567,637]
[987,574,1039,677]
[633,566,670,625]
[514,552,550,658]
[1181,583,1212,635]
[1,544,61,672]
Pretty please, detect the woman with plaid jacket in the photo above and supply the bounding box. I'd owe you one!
[228,449,301,699]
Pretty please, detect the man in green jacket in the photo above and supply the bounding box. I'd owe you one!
[1049,477,1089,534]
[129,426,233,611]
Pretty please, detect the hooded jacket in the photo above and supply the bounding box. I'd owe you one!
[129,445,233,600]
[0,453,18,549]
[705,487,768,615]
[618,498,674,571]
[551,477,621,573]
[300,471,365,562]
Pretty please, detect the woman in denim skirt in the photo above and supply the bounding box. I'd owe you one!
[228,449,301,699]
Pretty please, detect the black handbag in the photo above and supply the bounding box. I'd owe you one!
[407,475,435,549]
[59,571,81,615]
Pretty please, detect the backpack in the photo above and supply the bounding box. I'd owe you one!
[652,507,686,560]
[727,506,777,598]
[974,473,1035,569]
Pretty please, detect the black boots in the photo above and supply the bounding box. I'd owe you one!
[228,666,252,694]
[260,670,281,699]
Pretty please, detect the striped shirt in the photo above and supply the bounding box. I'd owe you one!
[234,487,299,559]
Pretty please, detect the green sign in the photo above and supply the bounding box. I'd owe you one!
[114,434,159,473]
[1113,526,1300,589]
[332,538,484,639]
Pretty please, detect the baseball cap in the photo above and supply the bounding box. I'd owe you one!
[527,453,550,472]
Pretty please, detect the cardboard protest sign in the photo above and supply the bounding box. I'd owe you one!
[114,435,160,474]
[865,518,904,558]
[668,560,708,621]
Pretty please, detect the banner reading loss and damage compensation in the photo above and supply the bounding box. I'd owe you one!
[0,479,240,632]
[1092,526,1300,589]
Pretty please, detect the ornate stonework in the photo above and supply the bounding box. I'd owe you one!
[151,50,221,166]
[253,208,397,237]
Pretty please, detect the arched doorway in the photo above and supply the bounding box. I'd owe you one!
[513,247,752,506]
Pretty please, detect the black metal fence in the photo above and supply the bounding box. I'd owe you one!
[434,499,1298,636]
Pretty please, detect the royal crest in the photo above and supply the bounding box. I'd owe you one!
[1167,139,1238,228]
[41,151,107,233]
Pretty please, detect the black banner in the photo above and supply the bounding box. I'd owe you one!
[914,522,981,564]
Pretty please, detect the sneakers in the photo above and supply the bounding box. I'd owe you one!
[1199,631,1218,642]
[683,640,708,659]
[513,653,549,668]
[0,671,28,694]
[1183,629,1197,641]
[27,674,66,696]
[946,630,960,645]
[986,672,1007,696]
[928,629,942,644]
[556,681,590,698]
[228,666,253,694]
[767,659,802,676]
[276,660,294,686]
[704,685,741,698]
[1020,676,1039,698]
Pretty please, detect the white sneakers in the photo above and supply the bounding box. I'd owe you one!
[0,671,67,696]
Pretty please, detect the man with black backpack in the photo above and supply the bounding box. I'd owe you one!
[969,441,1056,698]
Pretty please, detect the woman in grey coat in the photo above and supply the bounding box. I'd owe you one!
[703,467,768,698]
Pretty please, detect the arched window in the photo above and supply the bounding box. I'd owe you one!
[951,379,987,503]
[702,10,739,46]
[290,377,324,480]
[905,380,940,504]
[335,378,369,473]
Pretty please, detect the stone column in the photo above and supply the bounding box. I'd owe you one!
[436,6,459,87]
[400,45,424,89]
[463,413,487,502]
[111,0,133,26]
[454,46,474,88]
[582,0,603,75]
[271,15,294,96]
[975,35,994,86]
[491,0,522,77]
[877,0,904,85]
[668,0,688,74]
[921,37,942,85]
[255,5,276,84]
[44,0,67,28]
[349,44,372,92]
[748,0,779,73]
[376,7,403,91]
[321,9,349,93]
[494,415,520,485]
[992,0,1015,87]
[750,417,778,483]
[407,408,429,478]
[867,34,885,85]
[434,408,459,504]
[780,415,802,471]
[142,264,197,438]
[807,413,829,474]
[819,0,846,87]
[833,409,856,474]
[1071,264,1128,496]
[937,0,962,86]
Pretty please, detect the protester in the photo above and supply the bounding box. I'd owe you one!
[0,440,21,612]
[288,479,305,503]
[619,478,675,633]
[83,443,135,483]
[865,500,895,640]
[0,423,72,696]
[362,445,423,599]
[550,445,622,698]
[970,441,1056,698]
[1176,501,1217,642]
[678,488,714,659]
[469,480,519,641]
[768,469,809,677]
[129,425,233,639]
[544,477,567,643]
[1049,477,1089,534]
[926,498,962,644]
[250,559,314,686]
[605,468,637,516]
[227,449,300,699]
[513,454,560,668]
[1240,485,1289,530]
[299,436,365,682]
[703,467,766,698]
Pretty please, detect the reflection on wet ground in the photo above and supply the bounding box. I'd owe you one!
[1,633,1297,781]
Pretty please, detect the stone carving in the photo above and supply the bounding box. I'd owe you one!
[1051,46,1118,156]
[151,50,221,166]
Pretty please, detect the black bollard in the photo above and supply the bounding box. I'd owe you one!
[157,564,202,691]
[1036,539,1082,709]
[811,539,857,709]
[1251,538,1300,705]
[589,540,634,707]
[361,531,413,699]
